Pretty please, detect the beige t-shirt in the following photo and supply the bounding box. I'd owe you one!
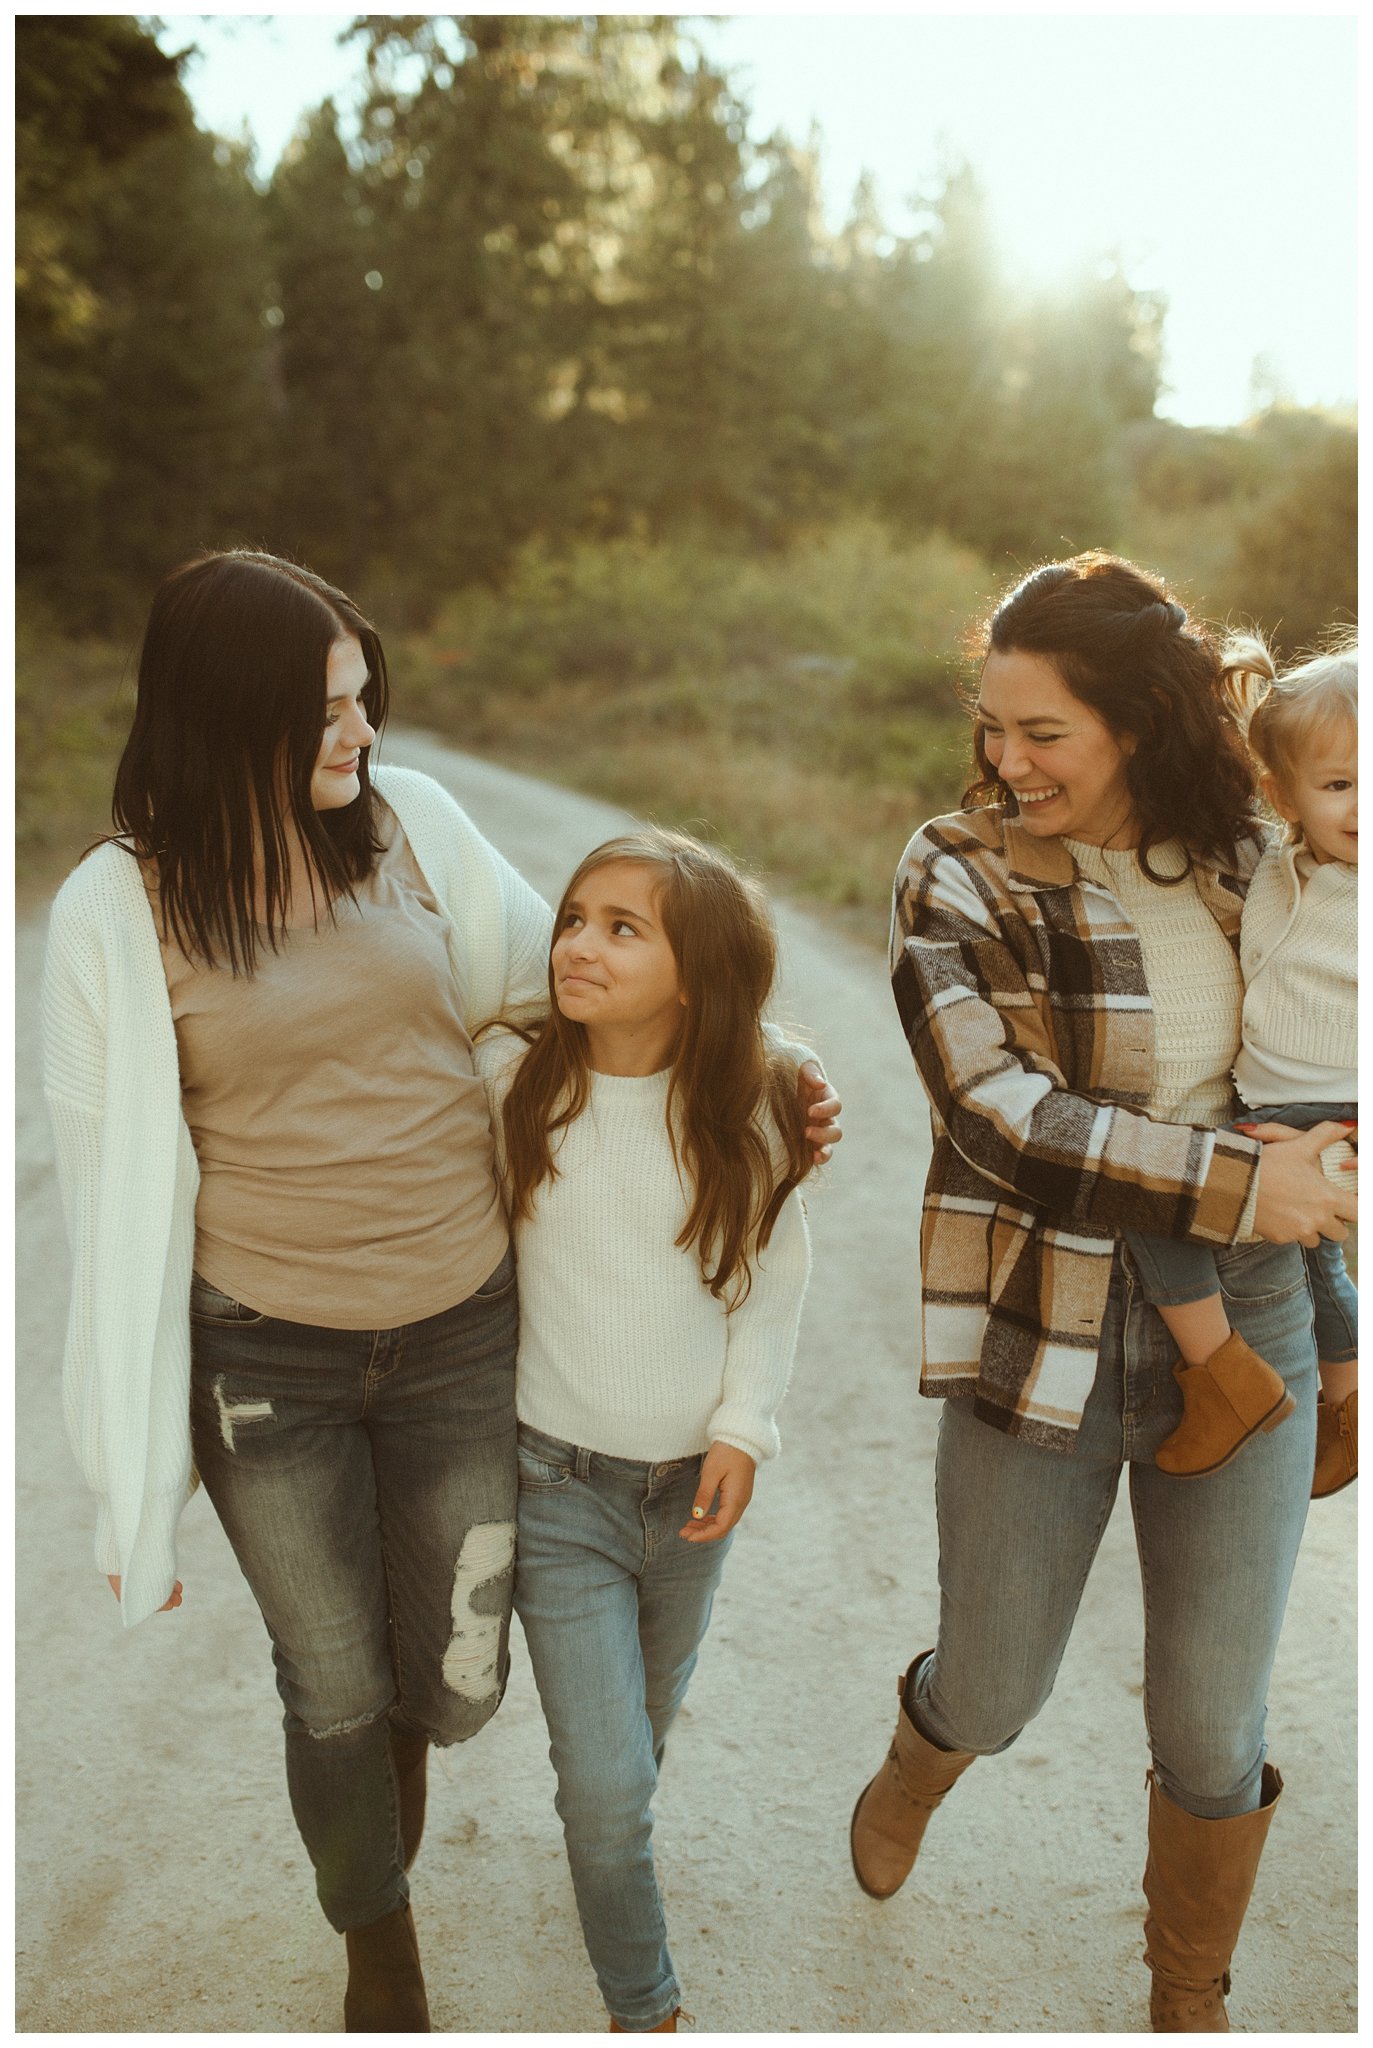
[149,801,509,1328]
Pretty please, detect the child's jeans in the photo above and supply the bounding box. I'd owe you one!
[1124,1100,1358,1365]
[513,1424,733,2032]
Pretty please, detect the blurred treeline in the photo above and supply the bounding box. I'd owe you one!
[16,14,1357,908]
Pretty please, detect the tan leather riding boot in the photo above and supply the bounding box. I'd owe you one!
[1155,1334,1295,1478]
[1142,1765,1282,2033]
[849,1658,976,1899]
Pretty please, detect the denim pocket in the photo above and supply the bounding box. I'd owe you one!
[1214,1239,1308,1306]
[516,1440,573,1490]
[189,1273,268,1325]
[471,1245,517,1302]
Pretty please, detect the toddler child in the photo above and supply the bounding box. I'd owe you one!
[1126,640,1357,1492]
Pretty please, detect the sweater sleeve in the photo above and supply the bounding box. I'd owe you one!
[707,1183,812,1465]
[40,891,122,1568]
[494,853,555,1025]
[470,1026,530,1178]
[892,831,1259,1247]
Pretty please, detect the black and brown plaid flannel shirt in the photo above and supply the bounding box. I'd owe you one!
[891,803,1267,1451]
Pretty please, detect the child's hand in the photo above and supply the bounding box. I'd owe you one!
[680,1442,756,1542]
[798,1059,842,1165]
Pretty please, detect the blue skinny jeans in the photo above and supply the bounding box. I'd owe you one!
[513,1424,733,2031]
[910,1240,1317,1818]
[188,1247,520,1931]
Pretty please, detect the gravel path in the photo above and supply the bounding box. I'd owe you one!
[15,729,1356,2032]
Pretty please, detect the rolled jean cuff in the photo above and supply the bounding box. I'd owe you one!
[612,1997,681,2032]
[1122,1228,1221,1310]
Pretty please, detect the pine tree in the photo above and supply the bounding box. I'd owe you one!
[17,16,273,624]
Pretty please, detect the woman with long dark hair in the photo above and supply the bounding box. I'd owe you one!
[848,553,1354,2031]
[40,547,838,2032]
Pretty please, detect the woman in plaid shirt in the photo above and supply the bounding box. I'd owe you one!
[849,553,1354,2032]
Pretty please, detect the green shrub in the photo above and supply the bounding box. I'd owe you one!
[399,522,987,930]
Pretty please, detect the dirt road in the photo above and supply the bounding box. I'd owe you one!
[15,730,1356,2032]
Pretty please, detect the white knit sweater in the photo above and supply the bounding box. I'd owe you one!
[1062,838,1243,1128]
[1233,838,1357,1107]
[475,1031,812,1465]
[40,767,553,1626]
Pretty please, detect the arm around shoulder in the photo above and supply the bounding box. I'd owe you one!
[374,765,553,1027]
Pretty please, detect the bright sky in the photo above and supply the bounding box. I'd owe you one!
[156,9,1358,429]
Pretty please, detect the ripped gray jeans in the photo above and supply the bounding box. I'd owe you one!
[188,1245,519,1931]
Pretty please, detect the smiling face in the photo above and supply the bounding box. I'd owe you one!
[976,646,1140,848]
[551,858,686,1072]
[1264,721,1358,865]
[310,634,376,810]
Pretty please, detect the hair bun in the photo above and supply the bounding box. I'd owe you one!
[1128,599,1185,639]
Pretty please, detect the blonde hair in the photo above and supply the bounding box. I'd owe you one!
[1220,630,1358,797]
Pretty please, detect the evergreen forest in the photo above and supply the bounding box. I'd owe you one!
[17,15,1358,915]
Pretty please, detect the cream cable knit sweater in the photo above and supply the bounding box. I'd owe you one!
[1062,838,1243,1129]
[1233,838,1357,1107]
[41,766,554,1627]
[475,1031,812,1465]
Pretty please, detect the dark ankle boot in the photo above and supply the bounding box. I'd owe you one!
[390,1730,430,1872]
[344,1902,431,2033]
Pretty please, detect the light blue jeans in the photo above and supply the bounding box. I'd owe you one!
[909,1240,1318,1819]
[513,1424,733,2031]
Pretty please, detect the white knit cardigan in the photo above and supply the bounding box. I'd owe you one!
[40,766,554,1627]
[1233,837,1357,1106]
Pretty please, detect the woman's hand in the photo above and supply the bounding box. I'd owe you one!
[1247,1121,1359,1247]
[798,1060,842,1165]
[680,1443,756,1543]
[107,1573,183,1612]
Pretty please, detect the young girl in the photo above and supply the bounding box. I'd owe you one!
[475,830,814,2034]
[1124,640,1357,1491]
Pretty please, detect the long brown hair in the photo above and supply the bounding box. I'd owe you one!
[499,830,810,1307]
[112,549,390,973]
[963,552,1260,877]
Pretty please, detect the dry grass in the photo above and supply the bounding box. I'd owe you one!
[412,685,968,942]
[16,620,140,886]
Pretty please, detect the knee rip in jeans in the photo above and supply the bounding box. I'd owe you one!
[442,1520,517,1702]
[212,1376,273,1452]
[299,1698,394,1741]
